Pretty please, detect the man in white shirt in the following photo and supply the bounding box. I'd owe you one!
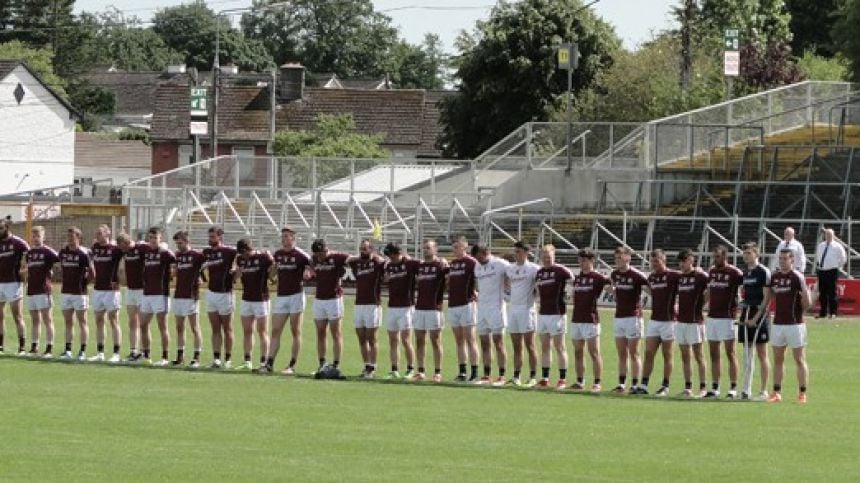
[815,228,847,319]
[473,243,510,385]
[504,241,540,387]
[772,227,806,273]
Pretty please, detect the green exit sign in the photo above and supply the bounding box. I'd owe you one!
[190,87,207,116]
[724,29,739,51]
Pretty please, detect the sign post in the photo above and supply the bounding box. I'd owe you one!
[557,42,579,175]
[723,29,740,101]
[189,87,208,165]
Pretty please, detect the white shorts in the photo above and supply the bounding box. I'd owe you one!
[706,318,737,342]
[414,310,443,331]
[476,305,507,335]
[570,322,600,341]
[125,289,143,307]
[172,298,199,317]
[353,304,381,329]
[508,305,537,334]
[538,314,566,336]
[314,298,344,321]
[0,282,23,303]
[272,293,306,315]
[676,323,706,345]
[386,306,414,331]
[140,295,169,314]
[447,303,476,328]
[240,300,270,318]
[92,290,121,313]
[613,317,644,339]
[646,320,676,341]
[60,294,88,311]
[206,291,234,316]
[27,294,52,311]
[771,324,807,349]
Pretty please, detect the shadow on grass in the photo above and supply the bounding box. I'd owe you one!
[0,353,763,405]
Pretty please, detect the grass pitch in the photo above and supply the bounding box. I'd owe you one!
[0,294,857,481]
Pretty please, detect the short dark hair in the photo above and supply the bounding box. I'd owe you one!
[578,247,595,259]
[615,245,632,255]
[471,243,488,257]
[677,248,695,261]
[208,226,224,236]
[649,248,665,259]
[311,239,327,253]
[383,242,400,256]
[67,226,82,238]
[743,242,759,254]
[147,227,162,236]
[779,247,795,257]
[712,244,728,255]
[513,240,531,252]
[172,230,189,242]
[236,238,252,252]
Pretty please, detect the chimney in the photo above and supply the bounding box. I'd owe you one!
[166,64,187,74]
[278,63,305,102]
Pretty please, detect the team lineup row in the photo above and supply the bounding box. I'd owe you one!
[0,221,811,403]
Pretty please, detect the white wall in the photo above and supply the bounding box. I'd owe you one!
[0,66,75,195]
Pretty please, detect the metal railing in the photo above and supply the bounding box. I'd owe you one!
[480,211,860,276]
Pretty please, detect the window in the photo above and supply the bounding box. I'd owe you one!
[179,144,193,166]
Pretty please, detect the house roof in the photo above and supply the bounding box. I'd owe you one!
[150,83,271,142]
[0,59,81,119]
[74,132,151,169]
[149,81,454,156]
[276,88,425,146]
[420,90,456,157]
[82,71,167,116]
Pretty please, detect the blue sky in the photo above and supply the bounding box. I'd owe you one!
[74,0,679,51]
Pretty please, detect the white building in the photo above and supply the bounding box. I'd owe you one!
[0,60,78,195]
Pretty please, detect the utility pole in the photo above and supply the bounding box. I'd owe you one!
[679,0,695,92]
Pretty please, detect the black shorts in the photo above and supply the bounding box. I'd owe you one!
[737,309,769,344]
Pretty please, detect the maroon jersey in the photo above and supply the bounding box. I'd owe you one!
[349,256,385,305]
[26,246,59,296]
[771,270,805,325]
[91,242,123,291]
[274,247,311,296]
[536,264,572,315]
[0,235,29,283]
[572,270,610,323]
[707,264,744,318]
[416,259,448,311]
[312,252,349,300]
[648,269,680,322]
[59,246,92,295]
[386,258,420,308]
[142,245,175,296]
[611,268,648,317]
[677,269,709,323]
[447,256,477,307]
[174,249,206,300]
[238,251,274,302]
[122,243,146,290]
[203,245,237,293]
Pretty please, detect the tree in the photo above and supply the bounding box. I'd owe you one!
[273,113,388,186]
[153,1,273,71]
[574,35,724,122]
[0,40,67,97]
[796,51,849,81]
[736,40,804,94]
[242,0,400,78]
[388,34,448,89]
[699,0,792,46]
[439,0,619,159]
[833,0,860,80]
[786,0,845,58]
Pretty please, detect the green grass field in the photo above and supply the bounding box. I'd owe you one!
[1,293,858,481]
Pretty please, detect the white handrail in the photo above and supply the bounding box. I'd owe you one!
[216,191,249,234]
[383,196,411,234]
[281,192,310,229]
[320,194,344,231]
[187,190,214,225]
[251,192,278,230]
